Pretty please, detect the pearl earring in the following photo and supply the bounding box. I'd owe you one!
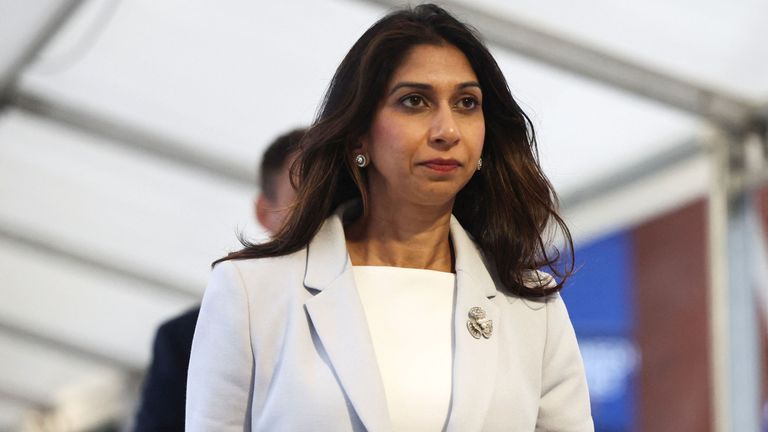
[354,153,369,168]
[477,157,483,171]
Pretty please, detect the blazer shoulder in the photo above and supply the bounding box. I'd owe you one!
[494,270,561,312]
[215,248,309,298]
[228,246,307,269]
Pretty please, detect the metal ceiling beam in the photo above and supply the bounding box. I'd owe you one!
[0,219,195,372]
[364,0,762,132]
[560,138,703,210]
[11,89,254,186]
[0,0,84,103]
[0,320,141,375]
[706,130,768,432]
[0,388,49,412]
[0,221,197,300]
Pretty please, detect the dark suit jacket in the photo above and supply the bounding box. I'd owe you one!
[134,306,200,432]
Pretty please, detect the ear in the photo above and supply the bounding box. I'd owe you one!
[352,133,369,154]
[255,194,272,230]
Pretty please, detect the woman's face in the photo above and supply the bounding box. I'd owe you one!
[361,43,485,210]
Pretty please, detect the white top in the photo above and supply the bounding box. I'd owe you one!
[352,265,456,432]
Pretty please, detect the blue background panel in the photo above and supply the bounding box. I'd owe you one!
[561,231,634,337]
[561,230,636,431]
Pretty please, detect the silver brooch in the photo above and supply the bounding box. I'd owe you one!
[467,306,493,339]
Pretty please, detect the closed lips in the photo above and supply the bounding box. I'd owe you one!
[420,159,461,171]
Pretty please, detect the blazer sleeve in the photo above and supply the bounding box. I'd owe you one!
[535,293,594,432]
[186,261,254,432]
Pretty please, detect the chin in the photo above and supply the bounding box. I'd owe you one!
[410,189,461,208]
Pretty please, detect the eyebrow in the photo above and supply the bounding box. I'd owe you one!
[388,81,481,96]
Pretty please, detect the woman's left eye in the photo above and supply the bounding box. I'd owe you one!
[457,97,480,110]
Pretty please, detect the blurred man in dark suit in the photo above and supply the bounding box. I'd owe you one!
[133,128,304,432]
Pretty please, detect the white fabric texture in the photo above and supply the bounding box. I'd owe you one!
[352,266,455,432]
[185,209,594,432]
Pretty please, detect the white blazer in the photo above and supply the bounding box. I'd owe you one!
[186,209,593,432]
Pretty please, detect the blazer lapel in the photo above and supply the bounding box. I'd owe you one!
[303,212,392,432]
[445,216,500,432]
[302,210,500,432]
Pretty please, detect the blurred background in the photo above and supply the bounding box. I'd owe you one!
[1,0,767,431]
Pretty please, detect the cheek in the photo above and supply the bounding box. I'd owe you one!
[471,119,486,156]
[369,119,414,171]
[370,114,401,146]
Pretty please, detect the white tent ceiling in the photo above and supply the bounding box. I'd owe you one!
[1,0,766,429]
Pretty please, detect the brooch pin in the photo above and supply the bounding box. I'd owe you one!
[467,306,493,339]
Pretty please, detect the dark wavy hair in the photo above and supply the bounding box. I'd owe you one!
[216,3,574,298]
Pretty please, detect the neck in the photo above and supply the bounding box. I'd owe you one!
[345,198,455,273]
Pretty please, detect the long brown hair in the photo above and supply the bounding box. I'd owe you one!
[217,4,574,298]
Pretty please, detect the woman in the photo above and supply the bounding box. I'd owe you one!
[186,4,592,432]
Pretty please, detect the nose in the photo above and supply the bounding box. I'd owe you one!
[429,105,460,148]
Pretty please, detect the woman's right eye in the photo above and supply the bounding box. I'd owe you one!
[401,95,426,108]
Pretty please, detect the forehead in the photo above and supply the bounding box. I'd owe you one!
[388,43,478,87]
